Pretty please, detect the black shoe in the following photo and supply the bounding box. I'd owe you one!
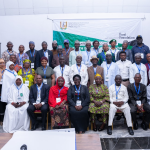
[107,126,112,135]
[20,144,27,150]
[128,127,134,135]
[42,125,46,130]
[31,122,38,131]
[133,121,138,130]
[141,122,148,130]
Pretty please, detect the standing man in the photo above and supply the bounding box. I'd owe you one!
[70,55,88,86]
[101,51,119,88]
[97,43,115,66]
[26,41,37,69]
[87,56,104,87]
[2,42,17,64]
[92,40,101,55]
[107,75,133,135]
[116,51,132,87]
[145,53,150,85]
[129,53,147,86]
[116,40,133,62]
[132,35,150,64]
[35,41,53,69]
[51,40,58,55]
[53,56,71,88]
[69,40,82,66]
[109,39,119,60]
[82,40,96,67]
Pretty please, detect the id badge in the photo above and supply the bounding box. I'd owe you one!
[0,79,3,85]
[25,80,29,86]
[43,79,47,84]
[105,75,109,82]
[141,53,144,59]
[56,98,61,103]
[31,63,34,68]
[76,100,81,106]
[136,100,141,106]
[85,61,89,65]
[93,80,96,84]
[17,96,22,102]
[36,97,40,104]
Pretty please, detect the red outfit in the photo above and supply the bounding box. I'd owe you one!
[48,77,68,107]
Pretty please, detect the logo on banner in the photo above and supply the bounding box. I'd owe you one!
[60,22,67,30]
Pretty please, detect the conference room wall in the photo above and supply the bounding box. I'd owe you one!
[0,13,149,54]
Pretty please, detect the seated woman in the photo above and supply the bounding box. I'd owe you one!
[3,76,30,133]
[89,74,110,131]
[18,59,35,89]
[48,77,69,128]
[67,74,90,134]
[35,57,55,87]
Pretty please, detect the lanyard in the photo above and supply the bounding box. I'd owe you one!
[15,83,23,96]
[148,64,150,70]
[86,50,91,61]
[42,66,47,78]
[136,63,141,73]
[75,50,80,56]
[58,86,64,97]
[60,65,65,76]
[93,67,97,75]
[94,48,99,55]
[1,70,4,78]
[115,84,121,99]
[23,68,29,80]
[19,53,24,65]
[7,50,13,55]
[65,47,70,55]
[106,62,112,74]
[75,85,81,100]
[110,49,116,54]
[5,69,16,76]
[101,51,106,61]
[30,49,35,58]
[36,83,43,98]
[134,83,140,99]
[76,64,81,74]
[43,50,47,57]
[122,49,127,52]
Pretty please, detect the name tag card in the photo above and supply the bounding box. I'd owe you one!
[25,81,29,86]
[17,96,22,102]
[93,80,96,84]
[36,97,40,104]
[31,63,34,68]
[85,62,89,65]
[76,100,81,106]
[136,100,141,106]
[141,53,144,59]
[105,75,109,82]
[43,79,47,84]
[56,98,61,103]
[0,79,3,85]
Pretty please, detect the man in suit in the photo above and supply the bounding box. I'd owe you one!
[27,75,50,130]
[35,41,53,69]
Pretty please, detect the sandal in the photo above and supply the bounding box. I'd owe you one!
[98,123,105,131]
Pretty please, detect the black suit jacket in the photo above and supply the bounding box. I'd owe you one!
[29,84,50,104]
[35,49,53,69]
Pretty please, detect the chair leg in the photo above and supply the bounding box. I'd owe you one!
[46,113,49,130]
[69,121,71,128]
[149,123,150,129]
[91,122,93,130]
[87,126,89,131]
[112,123,113,130]
[132,121,133,130]
[30,120,32,130]
[51,115,53,130]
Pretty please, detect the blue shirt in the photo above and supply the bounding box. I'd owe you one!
[132,44,150,64]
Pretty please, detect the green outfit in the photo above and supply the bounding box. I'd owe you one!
[88,84,110,123]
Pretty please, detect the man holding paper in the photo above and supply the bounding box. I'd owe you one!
[128,73,150,130]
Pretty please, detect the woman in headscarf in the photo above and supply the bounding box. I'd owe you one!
[67,74,90,134]
[89,73,110,131]
[3,76,30,133]
[18,59,35,89]
[0,59,6,125]
[1,61,17,103]
[48,77,69,128]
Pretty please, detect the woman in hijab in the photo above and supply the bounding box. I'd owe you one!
[48,77,69,128]
[3,76,30,133]
[0,59,5,125]
[1,61,17,103]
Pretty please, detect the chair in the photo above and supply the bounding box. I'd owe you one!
[30,110,49,130]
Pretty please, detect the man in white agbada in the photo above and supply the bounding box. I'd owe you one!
[3,76,30,133]
[70,54,88,86]
[1,61,17,103]
[107,75,134,136]
[129,53,147,85]
[54,56,71,87]
[101,51,119,88]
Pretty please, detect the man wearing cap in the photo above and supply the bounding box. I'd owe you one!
[109,39,119,61]
[35,41,53,69]
[116,40,133,63]
[97,43,115,66]
[101,51,119,88]
[87,56,104,87]
[131,35,150,64]
[129,53,147,85]
[26,41,37,69]
[70,55,88,86]
[116,51,132,87]
[2,42,17,64]
[91,40,102,55]
[51,40,58,56]
[82,40,97,67]
[145,53,150,85]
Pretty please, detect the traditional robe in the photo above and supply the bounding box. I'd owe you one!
[3,76,30,133]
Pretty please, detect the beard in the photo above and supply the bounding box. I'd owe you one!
[53,46,57,50]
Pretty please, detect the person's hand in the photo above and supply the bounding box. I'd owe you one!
[55,105,59,109]
[34,104,38,109]
[137,104,143,112]
[117,101,124,107]
[113,102,118,106]
[11,102,18,108]
[75,106,79,110]
[20,102,26,107]
[77,105,82,111]
[36,103,42,109]
[59,102,64,109]
[93,100,101,107]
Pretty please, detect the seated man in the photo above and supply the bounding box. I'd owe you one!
[128,73,150,130]
[27,75,50,130]
[107,75,134,135]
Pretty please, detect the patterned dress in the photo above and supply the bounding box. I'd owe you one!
[88,84,110,123]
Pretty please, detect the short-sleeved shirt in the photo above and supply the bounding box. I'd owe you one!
[35,66,54,87]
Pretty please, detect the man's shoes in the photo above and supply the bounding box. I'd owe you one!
[107,126,112,135]
[31,122,38,131]
[128,127,134,135]
[141,121,148,130]
[133,121,138,130]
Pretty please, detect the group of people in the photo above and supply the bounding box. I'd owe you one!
[0,34,150,135]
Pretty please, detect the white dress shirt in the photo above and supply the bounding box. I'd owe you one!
[129,63,147,85]
[53,65,71,88]
[109,48,120,60]
[116,59,132,80]
[91,47,102,55]
[43,50,49,66]
[70,64,88,86]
